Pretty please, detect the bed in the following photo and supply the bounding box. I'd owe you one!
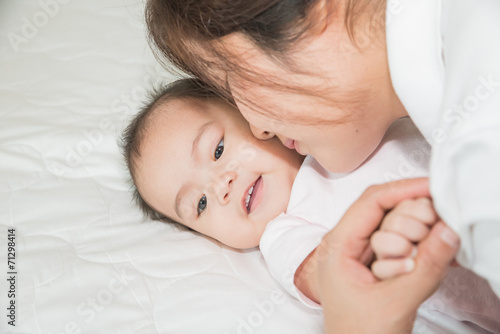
[0,1,323,333]
[1,1,497,334]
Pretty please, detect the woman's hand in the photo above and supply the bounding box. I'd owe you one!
[316,178,459,333]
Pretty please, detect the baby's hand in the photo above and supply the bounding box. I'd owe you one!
[370,197,439,280]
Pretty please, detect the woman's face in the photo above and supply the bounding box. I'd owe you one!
[222,19,407,173]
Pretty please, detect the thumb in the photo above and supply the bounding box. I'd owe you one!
[413,222,460,293]
[390,221,460,309]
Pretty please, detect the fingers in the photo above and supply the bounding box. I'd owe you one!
[390,197,438,226]
[317,178,458,334]
[384,221,460,310]
[372,258,415,280]
[414,222,460,277]
[318,180,458,334]
[371,231,417,258]
[328,178,430,260]
[381,197,438,242]
[371,197,438,279]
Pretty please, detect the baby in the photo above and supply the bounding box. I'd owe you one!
[122,78,500,332]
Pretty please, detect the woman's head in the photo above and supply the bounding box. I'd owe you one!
[146,0,407,172]
[146,0,322,91]
[146,0,383,96]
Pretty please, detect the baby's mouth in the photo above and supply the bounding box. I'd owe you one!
[244,176,262,214]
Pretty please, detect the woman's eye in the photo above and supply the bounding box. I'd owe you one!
[214,138,224,160]
[197,195,207,216]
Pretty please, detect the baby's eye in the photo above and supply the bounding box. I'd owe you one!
[214,138,224,160]
[197,195,207,216]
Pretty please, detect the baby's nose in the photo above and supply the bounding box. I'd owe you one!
[215,171,236,205]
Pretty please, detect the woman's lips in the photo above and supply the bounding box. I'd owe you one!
[284,139,304,155]
[284,139,295,150]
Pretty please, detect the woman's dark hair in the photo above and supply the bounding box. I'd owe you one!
[145,0,386,112]
[121,78,218,228]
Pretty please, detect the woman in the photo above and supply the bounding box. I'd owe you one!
[145,0,499,331]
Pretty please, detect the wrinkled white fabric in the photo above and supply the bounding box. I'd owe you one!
[386,0,500,297]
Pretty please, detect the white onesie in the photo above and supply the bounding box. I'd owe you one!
[259,118,500,333]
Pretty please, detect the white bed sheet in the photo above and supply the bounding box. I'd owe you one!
[0,1,323,333]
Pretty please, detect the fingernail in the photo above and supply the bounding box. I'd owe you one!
[404,258,415,272]
[440,226,460,248]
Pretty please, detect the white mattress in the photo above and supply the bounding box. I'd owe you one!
[0,1,324,333]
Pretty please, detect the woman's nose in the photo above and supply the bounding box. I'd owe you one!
[215,171,236,205]
[249,124,275,140]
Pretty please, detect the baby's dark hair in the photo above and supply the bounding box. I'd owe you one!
[121,78,218,227]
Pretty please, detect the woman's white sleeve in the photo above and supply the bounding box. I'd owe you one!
[431,0,500,296]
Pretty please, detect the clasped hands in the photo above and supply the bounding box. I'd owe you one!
[295,178,460,334]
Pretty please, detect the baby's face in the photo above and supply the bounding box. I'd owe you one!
[136,98,303,249]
